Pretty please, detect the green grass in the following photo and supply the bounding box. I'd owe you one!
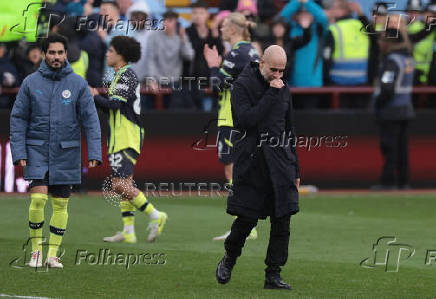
[1,193,436,298]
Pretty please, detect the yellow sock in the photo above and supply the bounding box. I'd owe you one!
[120,200,136,233]
[48,197,69,258]
[228,178,233,186]
[29,193,48,252]
[131,192,155,215]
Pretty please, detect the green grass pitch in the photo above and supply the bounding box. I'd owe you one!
[1,193,436,298]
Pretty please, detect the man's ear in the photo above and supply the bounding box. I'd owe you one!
[259,58,264,69]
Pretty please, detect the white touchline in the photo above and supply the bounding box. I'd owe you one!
[0,294,52,299]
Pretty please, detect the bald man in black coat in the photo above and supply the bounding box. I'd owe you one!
[216,45,300,290]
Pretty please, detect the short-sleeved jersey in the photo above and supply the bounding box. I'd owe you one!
[217,41,259,127]
[107,65,144,154]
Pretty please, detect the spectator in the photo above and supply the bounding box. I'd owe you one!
[236,0,264,57]
[366,1,436,86]
[372,17,414,190]
[83,0,97,16]
[78,12,107,87]
[98,0,134,84]
[236,0,258,19]
[427,1,436,86]
[116,0,133,20]
[257,0,281,20]
[263,16,312,83]
[143,10,194,109]
[185,1,224,111]
[324,0,369,86]
[66,0,88,16]
[55,18,89,79]
[219,0,239,11]
[211,10,232,53]
[280,0,328,109]
[324,0,370,108]
[367,2,389,86]
[0,43,19,109]
[407,0,436,85]
[16,44,42,82]
[127,1,151,82]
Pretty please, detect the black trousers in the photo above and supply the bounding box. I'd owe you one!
[378,120,410,186]
[224,214,291,276]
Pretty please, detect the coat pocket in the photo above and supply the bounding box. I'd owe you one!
[60,140,81,149]
[26,139,45,146]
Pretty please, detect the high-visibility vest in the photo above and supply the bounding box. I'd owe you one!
[71,51,89,79]
[408,20,435,84]
[329,19,369,85]
[0,1,41,42]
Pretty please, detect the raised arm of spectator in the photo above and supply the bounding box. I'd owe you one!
[323,31,335,84]
[409,24,436,43]
[305,0,328,27]
[280,0,302,22]
[293,27,312,49]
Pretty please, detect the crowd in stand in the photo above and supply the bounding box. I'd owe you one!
[1,0,436,110]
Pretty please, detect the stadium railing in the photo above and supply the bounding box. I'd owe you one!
[2,86,436,110]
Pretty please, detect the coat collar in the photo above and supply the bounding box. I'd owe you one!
[38,60,73,81]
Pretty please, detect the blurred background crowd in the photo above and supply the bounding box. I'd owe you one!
[1,0,436,111]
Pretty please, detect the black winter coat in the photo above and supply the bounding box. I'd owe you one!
[228,61,300,219]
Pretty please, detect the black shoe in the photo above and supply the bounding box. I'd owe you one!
[370,184,397,191]
[216,254,235,284]
[264,276,292,290]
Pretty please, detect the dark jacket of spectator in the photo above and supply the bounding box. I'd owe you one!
[0,48,19,108]
[263,17,312,83]
[78,14,107,87]
[219,0,238,11]
[185,25,224,79]
[17,54,41,82]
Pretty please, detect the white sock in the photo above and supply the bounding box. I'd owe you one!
[149,209,159,220]
[124,225,135,234]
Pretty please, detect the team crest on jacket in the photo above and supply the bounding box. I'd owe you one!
[61,89,72,105]
[62,89,71,99]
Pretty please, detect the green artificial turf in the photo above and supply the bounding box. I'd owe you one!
[1,193,436,298]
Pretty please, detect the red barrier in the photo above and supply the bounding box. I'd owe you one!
[84,136,436,185]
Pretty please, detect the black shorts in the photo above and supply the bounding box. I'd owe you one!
[108,148,139,178]
[29,172,72,198]
[218,126,238,165]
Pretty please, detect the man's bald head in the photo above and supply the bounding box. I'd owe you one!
[260,45,287,82]
[263,45,287,66]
